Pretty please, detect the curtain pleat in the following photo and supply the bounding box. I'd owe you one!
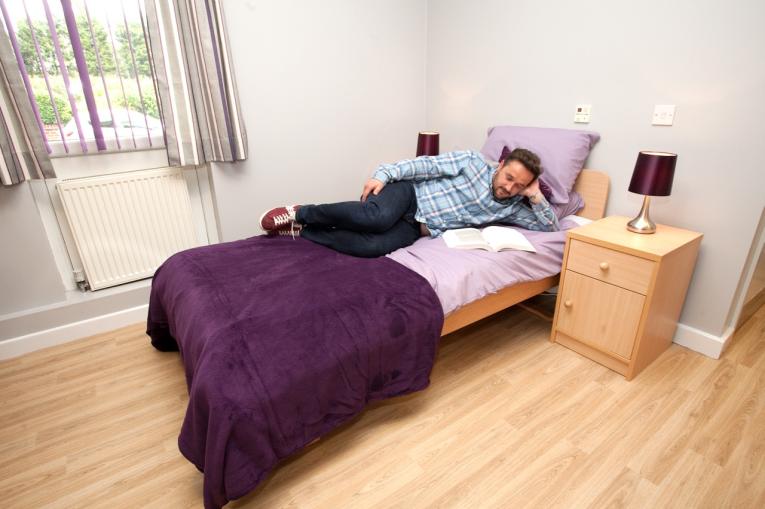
[145,0,247,167]
[0,21,55,186]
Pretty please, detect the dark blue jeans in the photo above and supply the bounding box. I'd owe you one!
[297,182,420,257]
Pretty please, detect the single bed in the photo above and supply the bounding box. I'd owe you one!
[147,127,607,508]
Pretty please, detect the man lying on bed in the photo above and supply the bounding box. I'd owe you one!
[259,148,559,257]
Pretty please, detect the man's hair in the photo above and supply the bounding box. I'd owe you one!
[502,148,542,180]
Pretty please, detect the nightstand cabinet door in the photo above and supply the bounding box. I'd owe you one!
[556,270,645,359]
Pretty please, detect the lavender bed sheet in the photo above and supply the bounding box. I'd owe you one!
[387,216,588,315]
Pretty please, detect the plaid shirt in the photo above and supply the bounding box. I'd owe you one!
[372,150,559,237]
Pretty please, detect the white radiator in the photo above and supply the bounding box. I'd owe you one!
[57,167,199,290]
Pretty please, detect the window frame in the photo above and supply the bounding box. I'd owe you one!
[3,0,163,161]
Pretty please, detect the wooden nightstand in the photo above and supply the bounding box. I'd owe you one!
[550,215,702,380]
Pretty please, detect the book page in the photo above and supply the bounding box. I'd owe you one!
[482,226,536,252]
[442,228,489,250]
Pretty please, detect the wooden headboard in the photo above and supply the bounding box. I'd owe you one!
[573,169,609,220]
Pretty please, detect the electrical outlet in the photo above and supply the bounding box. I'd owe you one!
[652,105,676,126]
[574,104,591,123]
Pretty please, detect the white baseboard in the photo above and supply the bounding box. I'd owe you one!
[1,309,732,362]
[673,323,734,359]
[0,304,148,361]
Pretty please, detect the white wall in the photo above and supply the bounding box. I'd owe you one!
[0,183,65,315]
[426,0,765,338]
[213,0,429,242]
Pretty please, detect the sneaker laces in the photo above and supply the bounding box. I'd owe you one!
[275,223,302,239]
[272,205,297,227]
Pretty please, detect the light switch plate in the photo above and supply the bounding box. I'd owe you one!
[574,104,591,123]
[652,104,676,126]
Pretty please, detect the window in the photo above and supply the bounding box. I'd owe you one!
[1,0,163,157]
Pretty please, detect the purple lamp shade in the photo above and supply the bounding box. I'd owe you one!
[416,131,440,157]
[628,151,677,196]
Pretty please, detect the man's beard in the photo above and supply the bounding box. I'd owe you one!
[491,173,508,201]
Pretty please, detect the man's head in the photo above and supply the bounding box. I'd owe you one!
[492,148,542,200]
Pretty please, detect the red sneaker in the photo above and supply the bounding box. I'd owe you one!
[259,205,301,233]
[271,223,303,239]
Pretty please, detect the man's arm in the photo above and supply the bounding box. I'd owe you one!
[361,150,478,201]
[506,179,560,232]
[372,151,477,185]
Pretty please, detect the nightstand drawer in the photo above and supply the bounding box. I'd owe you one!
[567,239,654,294]
[556,270,645,359]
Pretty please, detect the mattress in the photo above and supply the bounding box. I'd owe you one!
[387,216,590,315]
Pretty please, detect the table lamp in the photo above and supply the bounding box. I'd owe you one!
[416,131,439,157]
[626,151,677,234]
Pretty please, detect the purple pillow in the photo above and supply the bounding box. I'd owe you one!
[483,126,600,204]
[551,190,584,219]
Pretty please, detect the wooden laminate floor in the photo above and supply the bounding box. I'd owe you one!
[1,303,764,508]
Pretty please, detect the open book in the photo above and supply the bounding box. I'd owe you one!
[442,226,536,253]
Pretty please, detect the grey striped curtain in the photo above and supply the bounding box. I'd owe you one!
[0,23,55,186]
[145,0,247,167]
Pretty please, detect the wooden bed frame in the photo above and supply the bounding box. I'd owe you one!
[441,169,610,335]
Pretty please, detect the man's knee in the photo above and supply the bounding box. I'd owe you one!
[361,201,399,233]
[363,182,415,233]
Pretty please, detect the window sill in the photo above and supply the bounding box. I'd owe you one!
[51,146,170,180]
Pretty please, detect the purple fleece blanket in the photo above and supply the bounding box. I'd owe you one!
[147,236,443,508]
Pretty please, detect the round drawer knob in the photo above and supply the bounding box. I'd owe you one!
[599,262,610,271]
[564,300,573,308]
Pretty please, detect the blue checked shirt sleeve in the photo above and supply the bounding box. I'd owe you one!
[371,151,477,184]
[501,195,560,232]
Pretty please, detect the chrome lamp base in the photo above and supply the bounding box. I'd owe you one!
[627,195,656,234]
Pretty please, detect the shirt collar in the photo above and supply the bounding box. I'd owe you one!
[492,193,520,206]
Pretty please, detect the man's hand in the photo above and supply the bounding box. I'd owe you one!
[521,179,542,205]
[361,178,385,202]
